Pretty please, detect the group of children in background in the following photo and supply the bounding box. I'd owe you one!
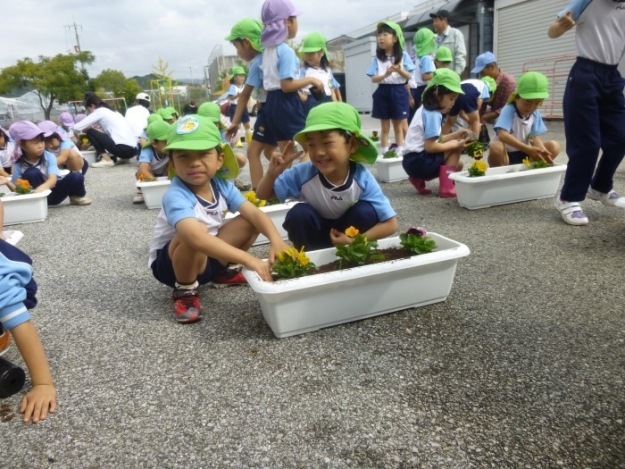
[1,0,624,424]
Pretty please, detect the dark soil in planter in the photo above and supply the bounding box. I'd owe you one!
[272,247,416,280]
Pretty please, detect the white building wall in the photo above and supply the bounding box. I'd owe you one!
[344,37,379,113]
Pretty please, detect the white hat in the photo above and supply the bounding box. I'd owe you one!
[136,92,150,102]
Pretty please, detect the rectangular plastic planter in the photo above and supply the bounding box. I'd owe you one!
[1,190,52,225]
[136,177,171,210]
[449,163,567,210]
[225,201,299,246]
[374,156,408,183]
[243,233,470,338]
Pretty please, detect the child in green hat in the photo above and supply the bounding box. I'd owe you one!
[157,107,176,125]
[256,101,398,250]
[403,68,472,197]
[434,46,453,69]
[148,115,291,323]
[408,28,436,124]
[300,32,340,112]
[133,120,170,204]
[226,66,251,147]
[367,21,416,157]
[225,17,279,190]
[489,71,560,168]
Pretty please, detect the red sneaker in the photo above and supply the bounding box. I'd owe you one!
[211,268,247,288]
[0,327,10,356]
[172,288,202,323]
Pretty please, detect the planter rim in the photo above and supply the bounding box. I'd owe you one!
[376,156,403,163]
[136,177,170,189]
[244,233,470,294]
[0,189,52,201]
[449,163,566,184]
[225,200,299,218]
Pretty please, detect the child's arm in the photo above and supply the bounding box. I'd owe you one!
[55,148,72,166]
[548,11,575,38]
[424,133,469,153]
[280,77,324,94]
[33,174,57,193]
[0,175,16,192]
[371,66,395,84]
[496,130,553,163]
[12,321,56,423]
[527,135,555,164]
[225,85,254,141]
[237,201,291,263]
[136,162,154,179]
[255,142,302,200]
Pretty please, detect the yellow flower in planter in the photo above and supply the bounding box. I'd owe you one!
[335,227,384,268]
[273,247,316,278]
[467,160,488,177]
[243,190,278,207]
[345,226,359,238]
[522,157,550,169]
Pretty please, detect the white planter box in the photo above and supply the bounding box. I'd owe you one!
[0,190,52,225]
[243,233,470,338]
[449,164,567,210]
[374,156,407,182]
[136,177,171,210]
[81,150,97,166]
[2,230,24,245]
[225,201,299,246]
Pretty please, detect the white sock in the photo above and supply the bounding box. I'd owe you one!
[175,281,198,290]
[381,146,389,154]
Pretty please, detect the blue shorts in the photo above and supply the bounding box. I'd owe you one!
[252,106,278,146]
[402,150,445,180]
[151,241,227,288]
[372,84,410,121]
[449,83,481,117]
[228,104,250,124]
[507,150,527,165]
[265,90,306,141]
[303,93,332,115]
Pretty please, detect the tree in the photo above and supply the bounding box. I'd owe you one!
[94,69,126,97]
[152,57,174,81]
[0,51,95,119]
[124,79,143,107]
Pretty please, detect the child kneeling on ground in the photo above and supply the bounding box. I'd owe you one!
[488,71,560,167]
[255,101,398,251]
[133,120,170,204]
[148,115,290,324]
[402,69,472,197]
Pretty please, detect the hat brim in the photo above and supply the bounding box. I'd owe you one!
[518,92,549,100]
[294,124,378,165]
[416,42,435,57]
[471,65,486,74]
[217,143,239,179]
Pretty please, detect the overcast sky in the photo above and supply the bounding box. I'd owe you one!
[1,0,419,80]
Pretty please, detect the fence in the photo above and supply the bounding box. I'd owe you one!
[521,55,576,119]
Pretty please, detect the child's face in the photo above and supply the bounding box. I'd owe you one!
[171,148,224,187]
[234,74,246,85]
[44,136,61,152]
[20,135,45,158]
[434,60,451,69]
[151,140,168,155]
[515,97,543,117]
[286,17,298,39]
[304,51,323,67]
[439,92,459,114]
[377,31,397,51]
[305,130,356,181]
[232,39,256,62]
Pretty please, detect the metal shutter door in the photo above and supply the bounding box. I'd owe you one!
[344,37,379,113]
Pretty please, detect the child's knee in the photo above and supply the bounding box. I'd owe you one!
[545,140,560,156]
[235,152,247,168]
[487,141,507,166]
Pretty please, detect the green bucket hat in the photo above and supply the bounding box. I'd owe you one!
[377,21,405,50]
[434,46,452,62]
[425,68,464,94]
[414,28,435,57]
[515,71,549,100]
[143,120,170,147]
[481,76,497,94]
[165,106,177,116]
[231,66,246,76]
[197,102,222,123]
[225,18,264,53]
[294,102,378,165]
[158,107,175,120]
[147,113,164,125]
[164,115,239,179]
[302,32,328,55]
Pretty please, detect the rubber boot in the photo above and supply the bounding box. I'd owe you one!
[438,165,457,198]
[408,177,432,195]
[245,131,253,144]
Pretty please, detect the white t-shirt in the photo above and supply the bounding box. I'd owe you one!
[300,67,334,96]
[403,106,444,154]
[72,107,138,148]
[125,105,150,138]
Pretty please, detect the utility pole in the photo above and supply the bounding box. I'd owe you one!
[65,21,82,53]
[189,67,193,85]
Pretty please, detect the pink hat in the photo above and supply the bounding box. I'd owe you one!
[261,0,302,47]
[75,113,86,124]
[37,120,64,139]
[59,112,75,127]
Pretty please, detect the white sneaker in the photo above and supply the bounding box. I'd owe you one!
[587,188,625,207]
[92,160,115,168]
[132,192,144,204]
[554,197,588,226]
[69,196,93,206]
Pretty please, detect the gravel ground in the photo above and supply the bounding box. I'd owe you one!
[1,119,624,468]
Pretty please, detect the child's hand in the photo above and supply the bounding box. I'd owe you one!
[329,228,354,246]
[244,257,272,282]
[225,123,239,142]
[529,147,554,165]
[0,176,9,185]
[20,384,57,423]
[268,240,292,264]
[310,78,324,93]
[556,11,575,31]
[268,141,303,175]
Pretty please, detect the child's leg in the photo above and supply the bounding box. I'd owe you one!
[167,236,209,285]
[543,141,561,160]
[444,147,463,170]
[65,149,85,173]
[333,201,379,234]
[247,140,265,190]
[214,216,258,264]
[283,203,332,251]
[21,167,46,189]
[487,141,509,167]
[391,119,405,147]
[439,148,464,198]
[234,151,247,169]
[49,172,88,206]
[380,119,391,150]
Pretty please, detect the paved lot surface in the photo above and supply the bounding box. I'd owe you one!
[1,119,624,468]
